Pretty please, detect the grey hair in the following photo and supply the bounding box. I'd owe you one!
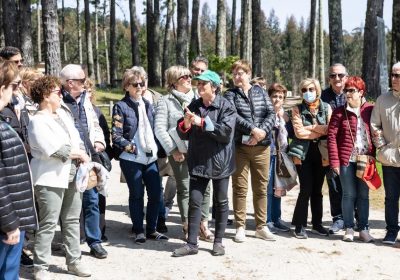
[329,63,348,75]
[130,66,148,79]
[392,62,400,71]
[59,64,84,85]
[190,56,209,67]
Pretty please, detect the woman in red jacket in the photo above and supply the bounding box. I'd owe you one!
[327,76,375,243]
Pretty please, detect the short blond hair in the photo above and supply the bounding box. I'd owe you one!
[164,65,191,91]
[231,59,252,75]
[122,69,145,91]
[20,67,43,84]
[299,78,322,98]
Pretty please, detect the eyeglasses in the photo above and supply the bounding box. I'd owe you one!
[343,88,358,94]
[51,88,62,96]
[179,74,192,80]
[192,66,206,73]
[301,87,316,93]
[10,80,21,91]
[69,78,86,84]
[329,73,346,79]
[10,59,24,65]
[131,82,145,88]
[271,94,285,100]
[391,73,400,79]
[233,71,246,77]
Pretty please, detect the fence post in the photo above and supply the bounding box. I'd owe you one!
[109,101,114,116]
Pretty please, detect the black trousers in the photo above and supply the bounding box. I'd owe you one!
[326,173,343,221]
[292,142,325,227]
[187,176,229,245]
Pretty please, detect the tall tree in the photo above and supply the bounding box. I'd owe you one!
[84,0,95,79]
[61,0,68,62]
[20,0,34,66]
[103,0,110,84]
[2,0,19,47]
[41,0,61,75]
[230,0,237,55]
[162,0,174,85]
[189,0,201,60]
[318,0,325,87]
[308,0,317,77]
[176,0,188,66]
[147,0,161,86]
[37,1,42,62]
[0,1,4,48]
[391,0,400,67]
[328,0,344,65]
[77,0,83,64]
[94,0,101,83]
[240,0,252,63]
[252,0,261,76]
[129,0,140,66]
[216,0,227,58]
[110,0,117,87]
[362,0,384,99]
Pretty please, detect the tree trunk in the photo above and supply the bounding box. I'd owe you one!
[328,0,344,65]
[362,0,384,99]
[94,0,101,84]
[20,0,34,66]
[84,0,95,80]
[110,0,117,87]
[240,0,252,64]
[37,2,42,62]
[252,0,261,76]
[41,0,61,76]
[176,0,188,66]
[103,0,110,85]
[129,0,140,66]
[216,0,227,58]
[318,0,325,88]
[77,0,83,64]
[391,0,400,67]
[162,0,174,86]
[2,0,19,47]
[61,0,68,62]
[309,0,317,77]
[230,0,236,56]
[147,0,161,86]
[189,0,200,60]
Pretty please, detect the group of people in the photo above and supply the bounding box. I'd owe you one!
[1,44,400,279]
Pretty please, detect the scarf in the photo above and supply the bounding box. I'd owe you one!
[137,97,156,153]
[171,88,195,109]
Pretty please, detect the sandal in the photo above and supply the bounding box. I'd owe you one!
[199,224,214,243]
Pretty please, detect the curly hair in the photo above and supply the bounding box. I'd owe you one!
[30,76,61,104]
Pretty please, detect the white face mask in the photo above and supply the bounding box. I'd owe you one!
[303,91,317,103]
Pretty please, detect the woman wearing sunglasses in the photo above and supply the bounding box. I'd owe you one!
[154,65,213,241]
[288,78,332,239]
[112,68,168,243]
[327,76,375,242]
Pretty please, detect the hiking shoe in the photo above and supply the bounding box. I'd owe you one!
[34,267,50,280]
[67,261,91,277]
[21,250,33,267]
[343,228,354,242]
[359,229,374,243]
[382,231,397,245]
[157,216,168,233]
[234,226,246,243]
[255,226,276,241]
[212,243,225,256]
[135,233,146,244]
[311,224,329,236]
[90,243,108,259]
[146,231,169,240]
[266,222,278,234]
[172,244,199,257]
[294,225,308,239]
[274,220,291,232]
[329,219,344,234]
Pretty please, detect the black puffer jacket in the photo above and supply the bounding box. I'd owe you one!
[224,85,275,146]
[177,94,236,179]
[0,119,37,235]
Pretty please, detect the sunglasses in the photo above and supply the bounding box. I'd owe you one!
[11,59,24,65]
[69,78,86,84]
[391,73,400,79]
[197,81,210,86]
[192,66,206,73]
[131,82,145,88]
[301,87,315,93]
[343,88,358,94]
[179,74,192,80]
[329,73,346,79]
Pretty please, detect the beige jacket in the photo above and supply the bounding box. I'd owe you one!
[370,90,400,167]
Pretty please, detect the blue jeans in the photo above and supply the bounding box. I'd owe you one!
[382,166,400,234]
[0,231,24,280]
[120,159,161,234]
[267,155,281,223]
[82,188,102,247]
[339,163,369,230]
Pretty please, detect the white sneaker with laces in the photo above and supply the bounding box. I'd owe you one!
[359,229,375,243]
[343,228,354,242]
[255,226,276,241]
[234,226,246,243]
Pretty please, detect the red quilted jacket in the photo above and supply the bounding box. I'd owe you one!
[327,102,375,168]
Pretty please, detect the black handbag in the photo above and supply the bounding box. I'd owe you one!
[274,127,291,178]
[95,151,112,171]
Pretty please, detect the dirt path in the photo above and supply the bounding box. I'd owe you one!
[21,161,400,280]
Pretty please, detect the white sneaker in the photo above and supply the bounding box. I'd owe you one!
[34,267,50,280]
[359,229,375,243]
[343,228,354,242]
[67,261,91,277]
[255,226,276,241]
[234,226,246,243]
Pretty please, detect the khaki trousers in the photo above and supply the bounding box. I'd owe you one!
[232,144,270,229]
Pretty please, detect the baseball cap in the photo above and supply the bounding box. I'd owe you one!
[193,70,221,86]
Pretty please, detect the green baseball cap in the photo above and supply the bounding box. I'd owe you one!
[193,70,221,86]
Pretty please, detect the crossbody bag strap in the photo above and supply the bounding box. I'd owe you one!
[344,108,358,156]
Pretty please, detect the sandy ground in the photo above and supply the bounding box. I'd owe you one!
[20,161,400,280]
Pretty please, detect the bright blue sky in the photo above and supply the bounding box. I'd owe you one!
[64,0,393,32]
